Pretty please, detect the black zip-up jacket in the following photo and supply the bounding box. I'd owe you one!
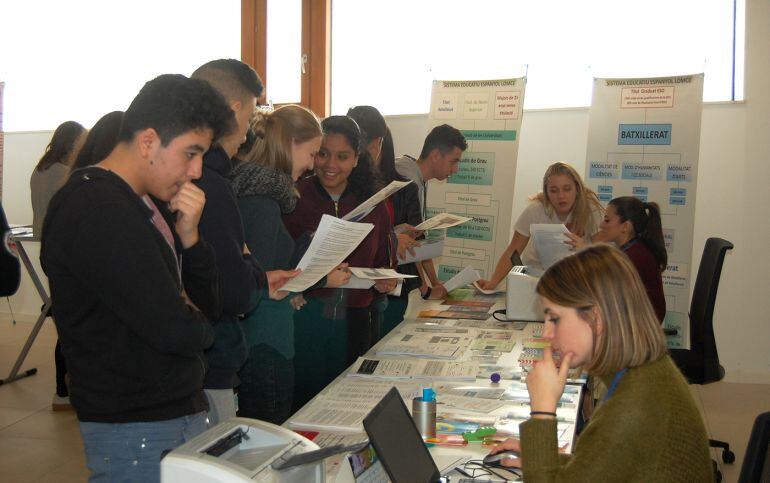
[40,167,219,423]
[389,178,423,295]
[195,146,266,389]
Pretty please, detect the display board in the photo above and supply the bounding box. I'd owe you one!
[425,78,526,281]
[584,74,704,348]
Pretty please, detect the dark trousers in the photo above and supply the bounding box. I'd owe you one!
[379,296,408,341]
[292,299,378,413]
[55,339,68,397]
[237,344,294,425]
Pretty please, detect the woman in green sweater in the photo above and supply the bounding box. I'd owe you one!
[230,105,350,424]
[489,244,712,482]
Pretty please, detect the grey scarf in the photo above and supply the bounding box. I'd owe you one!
[228,162,297,213]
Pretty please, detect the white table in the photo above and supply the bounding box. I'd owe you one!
[286,289,584,482]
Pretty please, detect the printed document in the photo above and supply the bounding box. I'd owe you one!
[443,265,481,293]
[342,180,411,222]
[282,215,373,292]
[374,331,474,359]
[530,223,571,269]
[348,267,417,280]
[415,213,472,231]
[347,357,478,381]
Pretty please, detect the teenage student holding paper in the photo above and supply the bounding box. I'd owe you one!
[488,244,711,481]
[347,106,422,338]
[395,124,468,300]
[477,162,604,290]
[230,105,350,424]
[567,196,667,322]
[284,115,397,411]
[41,74,233,482]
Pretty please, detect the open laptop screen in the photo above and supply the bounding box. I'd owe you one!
[363,387,441,483]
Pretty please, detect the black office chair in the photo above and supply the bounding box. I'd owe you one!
[739,412,770,483]
[669,237,735,480]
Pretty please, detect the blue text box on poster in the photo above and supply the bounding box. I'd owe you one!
[618,124,672,145]
[588,162,620,179]
[667,164,693,182]
[449,152,495,185]
[460,130,517,141]
[621,163,663,180]
[447,214,494,241]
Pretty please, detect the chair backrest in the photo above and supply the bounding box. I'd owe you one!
[739,412,770,483]
[688,237,733,377]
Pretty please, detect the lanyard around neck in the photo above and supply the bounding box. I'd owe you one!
[603,368,628,402]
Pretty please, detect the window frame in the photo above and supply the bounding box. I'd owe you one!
[241,0,330,116]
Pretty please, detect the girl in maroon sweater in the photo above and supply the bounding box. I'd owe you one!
[284,116,396,410]
[570,196,667,322]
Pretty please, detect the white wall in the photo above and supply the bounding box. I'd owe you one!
[386,0,770,384]
[3,0,768,382]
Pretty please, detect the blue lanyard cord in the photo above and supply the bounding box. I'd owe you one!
[603,368,628,402]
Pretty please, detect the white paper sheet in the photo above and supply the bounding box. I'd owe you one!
[530,223,571,269]
[282,215,373,292]
[341,180,412,222]
[415,213,473,231]
[443,265,481,293]
[340,275,376,289]
[348,267,417,280]
[473,279,506,294]
[397,237,445,265]
[374,331,474,359]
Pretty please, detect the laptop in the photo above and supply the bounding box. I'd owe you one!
[362,387,449,483]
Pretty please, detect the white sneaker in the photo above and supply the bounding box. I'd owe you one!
[52,394,73,411]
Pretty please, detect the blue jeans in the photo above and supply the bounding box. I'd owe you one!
[79,411,207,483]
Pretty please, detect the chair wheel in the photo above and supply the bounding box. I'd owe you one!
[722,449,735,464]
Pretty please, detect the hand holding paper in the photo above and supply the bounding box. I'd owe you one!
[443,265,481,293]
[415,213,473,231]
[530,224,572,269]
[281,215,374,292]
[342,180,411,222]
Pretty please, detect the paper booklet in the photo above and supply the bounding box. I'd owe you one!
[341,180,412,222]
[348,267,417,280]
[282,215,373,292]
[347,357,478,381]
[374,331,474,359]
[415,213,473,231]
[443,265,481,293]
[530,223,571,269]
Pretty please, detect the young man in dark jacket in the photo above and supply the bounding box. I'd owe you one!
[40,74,234,482]
[191,59,298,425]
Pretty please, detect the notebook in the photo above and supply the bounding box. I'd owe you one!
[362,387,449,483]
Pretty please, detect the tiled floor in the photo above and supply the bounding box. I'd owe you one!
[0,314,767,482]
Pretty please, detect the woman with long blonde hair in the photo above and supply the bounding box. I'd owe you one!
[477,162,604,289]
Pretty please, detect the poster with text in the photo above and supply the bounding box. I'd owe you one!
[585,74,704,348]
[426,78,526,282]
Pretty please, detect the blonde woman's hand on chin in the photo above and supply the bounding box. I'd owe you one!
[526,347,574,415]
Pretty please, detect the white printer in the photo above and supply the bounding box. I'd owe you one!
[505,265,544,322]
[161,418,324,483]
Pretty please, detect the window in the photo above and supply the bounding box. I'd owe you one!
[1,0,241,132]
[330,0,745,115]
